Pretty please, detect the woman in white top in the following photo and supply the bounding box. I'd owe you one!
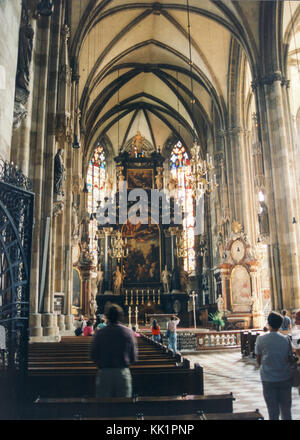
[167,315,180,355]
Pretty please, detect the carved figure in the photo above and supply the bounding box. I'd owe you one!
[155,167,164,190]
[54,148,65,196]
[132,131,144,155]
[113,265,123,294]
[13,7,34,129]
[216,294,225,313]
[89,295,97,318]
[161,265,170,293]
[71,204,79,239]
[168,176,178,194]
[180,268,189,292]
[97,266,104,294]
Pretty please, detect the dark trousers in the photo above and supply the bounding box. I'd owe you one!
[262,379,292,420]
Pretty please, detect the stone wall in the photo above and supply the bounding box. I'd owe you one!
[0,0,22,160]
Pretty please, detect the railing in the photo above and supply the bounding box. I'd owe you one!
[195,331,242,350]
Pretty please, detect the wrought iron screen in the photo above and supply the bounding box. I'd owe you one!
[0,160,34,384]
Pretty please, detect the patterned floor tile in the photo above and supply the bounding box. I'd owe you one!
[186,349,300,420]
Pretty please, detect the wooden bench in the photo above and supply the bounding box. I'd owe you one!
[26,393,234,420]
[199,409,264,420]
[27,335,203,398]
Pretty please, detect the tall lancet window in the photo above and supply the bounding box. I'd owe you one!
[170,141,195,273]
[87,145,106,257]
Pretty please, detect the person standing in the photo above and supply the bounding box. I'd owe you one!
[281,310,292,332]
[255,311,293,420]
[167,315,180,355]
[151,319,161,343]
[90,304,137,398]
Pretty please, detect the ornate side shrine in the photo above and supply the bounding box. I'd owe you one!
[96,135,190,322]
[214,222,265,329]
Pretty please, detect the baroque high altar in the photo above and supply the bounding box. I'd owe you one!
[82,134,191,324]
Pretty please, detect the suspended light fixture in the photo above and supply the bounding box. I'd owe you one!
[185,0,217,201]
[37,0,54,16]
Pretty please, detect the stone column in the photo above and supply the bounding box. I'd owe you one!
[40,1,64,339]
[249,262,265,328]
[29,13,52,340]
[219,264,231,312]
[252,72,300,309]
[78,262,96,317]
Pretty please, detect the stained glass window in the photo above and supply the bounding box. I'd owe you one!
[87,145,106,258]
[170,141,195,273]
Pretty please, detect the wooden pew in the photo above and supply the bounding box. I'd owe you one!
[27,393,234,420]
[27,335,203,398]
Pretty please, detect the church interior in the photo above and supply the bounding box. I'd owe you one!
[0,0,300,421]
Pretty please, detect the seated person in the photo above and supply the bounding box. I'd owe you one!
[132,326,140,338]
[83,320,94,336]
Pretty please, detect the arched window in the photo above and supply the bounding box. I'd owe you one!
[170,141,195,273]
[87,145,106,258]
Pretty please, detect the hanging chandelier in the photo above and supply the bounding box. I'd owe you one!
[189,140,217,199]
[185,0,218,201]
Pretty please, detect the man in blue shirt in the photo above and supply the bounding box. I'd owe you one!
[255,311,293,420]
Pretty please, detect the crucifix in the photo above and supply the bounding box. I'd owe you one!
[189,290,198,329]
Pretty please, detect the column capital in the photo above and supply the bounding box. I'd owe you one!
[251,71,289,90]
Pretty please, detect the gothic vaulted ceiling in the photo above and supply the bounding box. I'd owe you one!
[66,1,298,159]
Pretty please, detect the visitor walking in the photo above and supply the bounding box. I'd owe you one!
[90,304,137,397]
[255,311,293,420]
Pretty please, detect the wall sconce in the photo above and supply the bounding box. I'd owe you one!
[37,0,54,16]
[292,217,297,224]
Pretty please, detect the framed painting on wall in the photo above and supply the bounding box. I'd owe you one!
[126,168,153,190]
[121,219,161,285]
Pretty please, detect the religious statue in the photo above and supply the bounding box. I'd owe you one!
[216,294,225,313]
[180,268,189,293]
[80,211,90,244]
[79,242,94,266]
[161,265,170,293]
[113,265,123,295]
[54,148,65,196]
[117,166,125,188]
[105,177,114,195]
[91,272,98,298]
[155,167,164,190]
[13,6,34,129]
[131,130,144,156]
[89,295,97,319]
[258,201,270,237]
[168,176,178,196]
[71,204,80,240]
[97,265,104,294]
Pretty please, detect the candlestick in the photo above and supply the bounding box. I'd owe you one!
[125,289,128,305]
[130,289,133,305]
[136,290,139,305]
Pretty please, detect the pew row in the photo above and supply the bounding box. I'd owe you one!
[27,335,203,398]
[26,393,235,420]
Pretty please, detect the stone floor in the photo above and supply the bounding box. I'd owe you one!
[186,349,300,420]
